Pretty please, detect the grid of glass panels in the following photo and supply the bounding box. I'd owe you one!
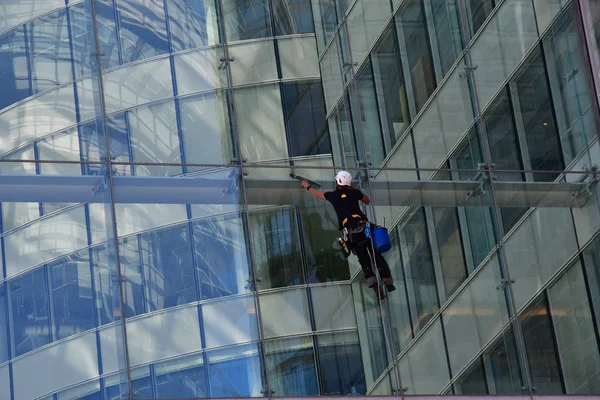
[1,0,600,399]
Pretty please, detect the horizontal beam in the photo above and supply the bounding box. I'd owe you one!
[0,174,590,208]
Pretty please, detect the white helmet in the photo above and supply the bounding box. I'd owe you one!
[335,170,352,186]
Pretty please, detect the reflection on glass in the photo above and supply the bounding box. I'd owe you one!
[272,0,314,35]
[282,81,330,157]
[118,236,147,318]
[454,358,488,394]
[95,0,122,70]
[317,332,366,395]
[431,0,463,77]
[465,0,495,38]
[168,0,221,51]
[431,207,467,297]
[155,354,207,398]
[207,343,263,397]
[222,0,271,41]
[265,337,318,396]
[10,268,51,357]
[372,24,410,148]
[116,0,169,63]
[483,330,523,394]
[0,26,30,110]
[397,0,437,112]
[250,206,304,289]
[0,285,8,363]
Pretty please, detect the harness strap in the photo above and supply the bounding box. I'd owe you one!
[342,214,365,227]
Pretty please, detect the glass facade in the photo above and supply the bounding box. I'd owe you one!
[1,0,600,399]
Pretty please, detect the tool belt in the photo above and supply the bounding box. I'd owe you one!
[340,214,371,247]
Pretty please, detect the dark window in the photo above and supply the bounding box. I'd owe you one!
[466,0,495,37]
[272,0,314,35]
[222,0,271,41]
[282,81,330,157]
[317,334,366,395]
[485,330,523,393]
[169,0,221,51]
[0,284,8,363]
[454,358,488,394]
[0,26,31,110]
[155,360,207,398]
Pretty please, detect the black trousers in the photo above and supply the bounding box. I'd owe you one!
[345,220,393,288]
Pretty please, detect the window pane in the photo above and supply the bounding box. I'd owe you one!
[454,358,488,394]
[27,9,73,93]
[0,285,8,363]
[372,25,410,148]
[272,0,314,35]
[311,285,356,331]
[49,254,96,340]
[278,36,320,80]
[519,295,564,393]
[250,206,304,289]
[259,288,311,339]
[69,0,98,79]
[116,0,169,64]
[265,337,318,396]
[282,81,329,157]
[228,40,277,86]
[93,0,121,70]
[202,296,259,348]
[168,0,220,51]
[431,0,463,77]
[432,207,467,297]
[484,330,523,393]
[118,236,147,317]
[193,214,252,300]
[155,354,207,398]
[10,268,51,357]
[139,225,197,312]
[347,0,391,65]
[514,48,563,181]
[317,332,366,395]
[398,0,437,112]
[207,343,263,397]
[465,0,495,38]
[222,0,271,41]
[0,26,31,110]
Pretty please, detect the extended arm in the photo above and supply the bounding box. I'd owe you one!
[349,184,371,204]
[301,180,326,200]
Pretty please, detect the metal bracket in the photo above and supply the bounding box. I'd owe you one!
[466,163,495,200]
[497,278,515,290]
[459,64,478,78]
[572,165,599,205]
[218,56,235,70]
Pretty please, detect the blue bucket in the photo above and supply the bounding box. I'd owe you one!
[372,227,391,253]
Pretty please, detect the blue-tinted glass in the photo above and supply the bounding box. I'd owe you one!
[69,0,100,79]
[90,244,117,325]
[0,284,8,363]
[208,344,262,397]
[140,225,197,312]
[194,214,252,300]
[95,0,121,70]
[272,0,314,35]
[222,0,271,41]
[168,0,221,51]
[80,119,107,175]
[116,0,169,63]
[105,375,153,399]
[265,338,318,396]
[10,268,51,357]
[49,253,96,340]
[118,236,147,317]
[155,358,207,398]
[282,81,330,157]
[431,0,463,77]
[107,113,132,176]
[317,338,366,395]
[0,26,31,110]
[26,9,73,93]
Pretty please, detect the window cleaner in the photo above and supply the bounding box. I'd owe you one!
[299,170,395,300]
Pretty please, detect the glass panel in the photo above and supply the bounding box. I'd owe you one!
[454,358,488,394]
[317,331,366,395]
[442,255,509,375]
[37,129,81,174]
[504,206,578,311]
[548,261,600,394]
[512,47,563,181]
[265,336,318,396]
[0,364,9,400]
[10,268,50,357]
[431,207,467,297]
[347,0,391,65]
[228,40,278,86]
[481,329,523,393]
[179,91,233,168]
[519,294,564,393]
[278,36,320,80]
[0,284,8,363]
[155,354,207,398]
[281,81,329,157]
[168,0,220,51]
[397,0,437,113]
[320,37,344,110]
[272,0,314,35]
[431,0,463,77]
[173,47,226,95]
[259,288,311,338]
[2,201,39,233]
[234,84,287,162]
[311,285,356,331]
[206,343,263,397]
[94,0,121,71]
[0,25,31,110]
[399,318,450,394]
[69,0,101,80]
[113,203,187,237]
[27,9,73,93]
[372,24,410,149]
[469,0,538,109]
[202,296,259,348]
[49,253,96,340]
[533,0,564,34]
[125,306,202,367]
[118,235,147,318]
[115,0,169,64]
[127,100,183,176]
[57,380,102,400]
[193,213,252,300]
[222,0,271,41]
[102,57,173,115]
[0,0,63,35]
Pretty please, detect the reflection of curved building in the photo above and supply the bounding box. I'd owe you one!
[2,0,600,399]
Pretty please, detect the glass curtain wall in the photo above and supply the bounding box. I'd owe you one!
[1,0,600,399]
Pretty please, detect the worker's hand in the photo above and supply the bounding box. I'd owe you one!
[301,180,310,189]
